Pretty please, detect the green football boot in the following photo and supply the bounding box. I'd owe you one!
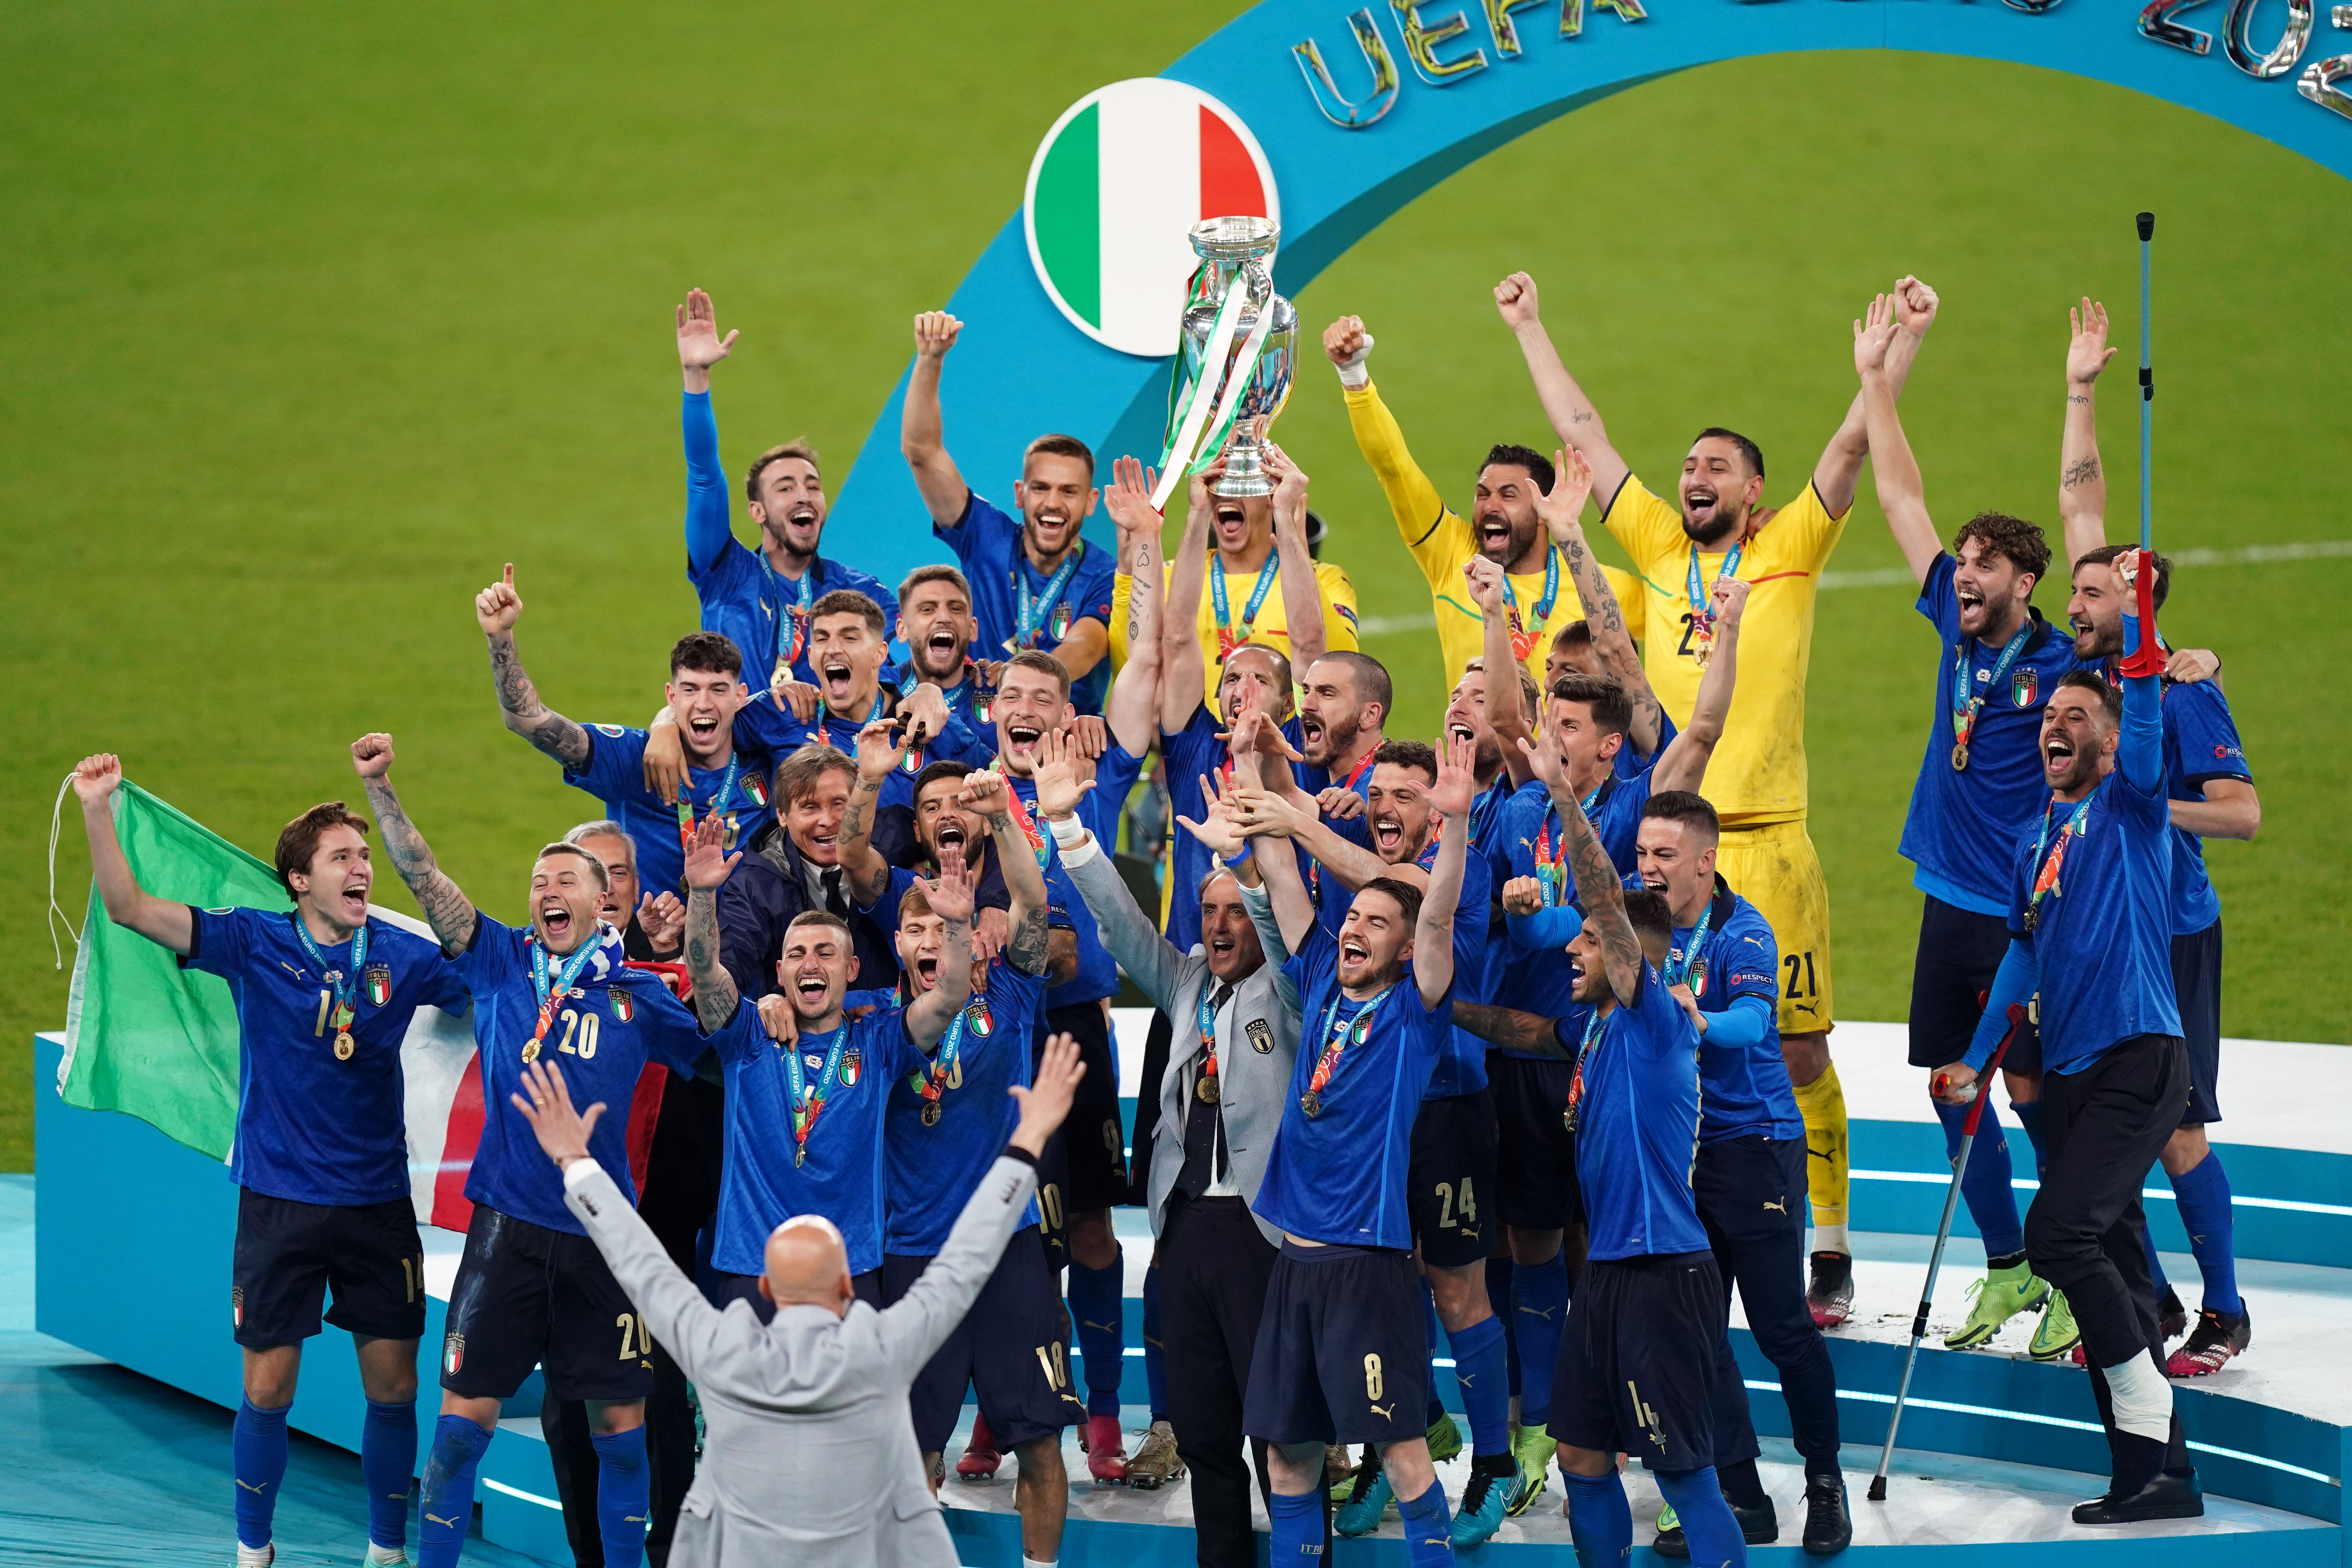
[1426,1411,1464,1464]
[2030,1289,2082,1361]
[1944,1264,2051,1350]
[1504,1421,1552,1517]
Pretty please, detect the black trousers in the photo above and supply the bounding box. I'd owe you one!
[2027,1033,2192,1468]
[1695,1136,1840,1474]
[1160,1194,1279,1568]
[1131,1007,1175,1208]
[541,1068,725,1567]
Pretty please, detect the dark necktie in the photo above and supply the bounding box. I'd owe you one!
[820,867,849,919]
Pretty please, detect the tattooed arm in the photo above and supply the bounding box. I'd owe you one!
[1101,455,1165,760]
[2059,297,2114,566]
[351,734,478,955]
[1650,578,1748,797]
[476,566,591,769]
[1266,443,1328,670]
[1161,465,1215,737]
[1534,448,1664,755]
[841,719,906,910]
[1551,746,1642,1007]
[679,813,745,1030]
[961,771,1051,978]
[1454,1001,1572,1059]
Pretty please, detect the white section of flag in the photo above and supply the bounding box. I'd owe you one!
[374,905,479,1226]
[1097,79,1213,359]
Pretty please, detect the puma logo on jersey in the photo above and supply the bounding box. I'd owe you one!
[1763,1199,1788,1214]
[1369,1402,1395,1420]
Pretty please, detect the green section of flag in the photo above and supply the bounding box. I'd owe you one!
[61,782,286,1161]
[1033,101,1100,325]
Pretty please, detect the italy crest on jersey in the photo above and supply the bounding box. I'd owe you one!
[975,693,994,726]
[1050,603,1074,641]
[443,1334,465,1376]
[364,964,392,1007]
[1687,964,1709,1000]
[609,988,635,1023]
[967,1000,994,1037]
[840,1048,862,1086]
[744,774,769,808]
[2012,668,2039,708]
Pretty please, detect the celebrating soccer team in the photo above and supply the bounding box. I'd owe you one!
[70,266,2259,1568]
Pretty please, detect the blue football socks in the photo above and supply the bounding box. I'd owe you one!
[1513,1252,1569,1427]
[360,1397,419,1551]
[1935,1094,2023,1259]
[1397,1477,1456,1564]
[232,1398,291,1550]
[2171,1151,2242,1317]
[1066,1254,1127,1417]
[1270,1487,1325,1564]
[1561,1467,1632,1566]
[590,1425,651,1567]
[1655,1466,1747,1567]
[417,1414,494,1568]
[1142,1264,1169,1424]
[1450,1315,1511,1455]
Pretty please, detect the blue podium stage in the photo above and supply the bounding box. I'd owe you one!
[33,1025,2352,1565]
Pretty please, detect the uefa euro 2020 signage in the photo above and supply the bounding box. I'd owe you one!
[835,0,2351,580]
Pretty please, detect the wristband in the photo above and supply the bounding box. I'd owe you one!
[1047,814,1089,848]
[1333,334,1374,390]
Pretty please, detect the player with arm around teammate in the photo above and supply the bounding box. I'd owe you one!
[73,753,464,1568]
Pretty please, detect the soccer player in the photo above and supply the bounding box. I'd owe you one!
[350,734,715,1568]
[72,753,459,1568]
[676,287,897,699]
[2058,304,2259,1377]
[1242,734,1480,1567]
[1855,300,2083,1361]
[902,309,1118,714]
[1635,791,1847,1556]
[1321,313,1640,693]
[896,563,995,731]
[475,564,775,900]
[1937,551,2202,1524]
[1296,651,1391,800]
[1502,268,1943,1326]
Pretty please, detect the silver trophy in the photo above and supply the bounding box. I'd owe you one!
[1171,216,1297,499]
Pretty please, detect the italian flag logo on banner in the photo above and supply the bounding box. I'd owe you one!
[1024,78,1279,359]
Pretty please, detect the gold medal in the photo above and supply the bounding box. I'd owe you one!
[794,1145,807,1168]
[1951,741,1970,772]
[921,1100,942,1127]
[1300,1090,1322,1118]
[1197,1074,1220,1105]
[1692,637,1712,671]
[521,1039,541,1065]
[334,1030,355,1061]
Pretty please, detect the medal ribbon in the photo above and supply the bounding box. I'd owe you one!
[528,933,604,1047]
[674,753,742,855]
[762,557,816,672]
[1308,750,1380,901]
[1195,981,1222,1096]
[1686,538,1746,655]
[1502,546,1561,664]
[908,999,973,1104]
[1563,1006,1608,1132]
[1013,542,1086,652]
[987,761,1054,872]
[1665,902,1716,991]
[1210,552,1281,661]
[292,917,369,1036]
[1533,778,1608,909]
[1307,985,1393,1103]
[784,1024,851,1154]
[1950,628,2032,756]
[2025,795,2095,930]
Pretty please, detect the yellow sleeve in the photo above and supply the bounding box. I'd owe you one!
[1758,482,1851,573]
[1343,381,1465,587]
[1601,563,1644,643]
[1597,472,1684,579]
[1316,562,1361,651]
[1109,570,1133,669]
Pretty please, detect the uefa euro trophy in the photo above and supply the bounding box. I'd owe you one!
[1156,216,1298,504]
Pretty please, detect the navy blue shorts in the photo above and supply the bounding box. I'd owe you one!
[1489,1054,1580,1231]
[1552,1250,1725,1472]
[712,1268,883,1322]
[1042,1002,1130,1215]
[1244,1243,1427,1446]
[2171,921,2223,1125]
[1909,895,2042,1075]
[1409,1087,1498,1268]
[231,1188,425,1348]
[441,1205,650,1403]
[885,1227,1083,1454]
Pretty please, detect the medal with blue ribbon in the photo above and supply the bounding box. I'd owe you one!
[1533,778,1608,909]
[292,916,369,1061]
[1210,552,1279,662]
[1686,537,1745,670]
[523,934,602,1065]
[1301,984,1392,1118]
[762,557,815,674]
[1503,546,1561,664]
[1666,901,1716,995]
[908,998,978,1127]
[1011,542,1085,654]
[2022,795,2094,934]
[1948,627,2031,773]
[785,1024,851,1166]
[1563,1007,1608,1132]
[674,753,742,858]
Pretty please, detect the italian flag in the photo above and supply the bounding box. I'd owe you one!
[1025,77,1279,358]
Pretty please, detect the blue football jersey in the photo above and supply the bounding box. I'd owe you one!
[1007,751,1139,1009]
[563,726,776,899]
[1569,963,1710,1261]
[1257,924,1450,1249]
[2160,679,2251,936]
[936,493,1117,715]
[1616,708,1677,779]
[451,917,704,1234]
[1898,554,2086,916]
[1492,771,1651,1029]
[1671,881,1801,1142]
[731,690,993,818]
[181,908,466,1207]
[1163,703,1316,954]
[710,1000,920,1277]
[884,960,1049,1254]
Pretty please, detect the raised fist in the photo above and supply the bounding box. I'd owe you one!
[71,753,123,805]
[1321,315,1370,368]
[352,733,396,780]
[913,311,963,361]
[1493,272,1540,329]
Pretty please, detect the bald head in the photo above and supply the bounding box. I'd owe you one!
[760,1214,855,1317]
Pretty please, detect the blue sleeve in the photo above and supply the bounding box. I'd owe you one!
[1961,939,2040,1072]
[179,905,257,980]
[562,726,646,799]
[935,491,994,557]
[2168,683,2251,788]
[1507,904,1583,952]
[1917,552,1958,633]
[420,950,473,1012]
[707,994,765,1065]
[639,985,708,1073]
[1628,963,1693,1058]
[1283,920,1337,992]
[732,695,812,760]
[451,913,521,993]
[1703,994,1773,1049]
[1081,744,1147,846]
[931,712,996,768]
[682,392,734,578]
[1072,552,1116,630]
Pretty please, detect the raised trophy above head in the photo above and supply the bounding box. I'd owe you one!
[1152,216,1298,507]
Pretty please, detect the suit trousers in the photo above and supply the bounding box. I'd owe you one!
[1161,1194,1278,1568]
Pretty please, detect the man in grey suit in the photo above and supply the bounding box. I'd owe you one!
[506,1036,1087,1567]
[1033,728,1306,1568]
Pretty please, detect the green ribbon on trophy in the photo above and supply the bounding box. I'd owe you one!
[1150,216,1295,512]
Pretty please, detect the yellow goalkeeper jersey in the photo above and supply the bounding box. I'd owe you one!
[1110,555,1361,707]
[1342,381,1642,695]
[1599,472,1848,825]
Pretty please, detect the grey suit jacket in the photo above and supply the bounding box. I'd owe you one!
[562,1151,1038,1566]
[1063,845,1301,1245]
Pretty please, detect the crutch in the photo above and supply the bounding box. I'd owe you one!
[1867,1003,2029,1502]
[2138,211,2155,551]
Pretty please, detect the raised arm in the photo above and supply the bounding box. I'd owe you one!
[1265,443,1328,670]
[1160,466,1216,736]
[903,849,978,1045]
[70,754,193,954]
[1534,446,1663,751]
[839,719,907,911]
[957,769,1050,977]
[351,734,478,955]
[1100,456,1166,759]
[1323,315,1454,555]
[1855,294,1942,586]
[1464,559,1536,786]
[1813,276,1937,517]
[1412,736,1476,1006]
[2114,550,2167,794]
[678,288,740,575]
[1235,776,1410,897]
[1650,577,1749,796]
[679,813,746,1030]
[1038,731,1186,1005]
[2059,298,2116,566]
[1454,1001,1572,1059]
[1495,273,1632,507]
[900,311,973,528]
[1527,733,1642,1007]
[477,565,590,769]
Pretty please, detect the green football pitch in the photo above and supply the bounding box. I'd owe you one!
[5,2,2347,1169]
